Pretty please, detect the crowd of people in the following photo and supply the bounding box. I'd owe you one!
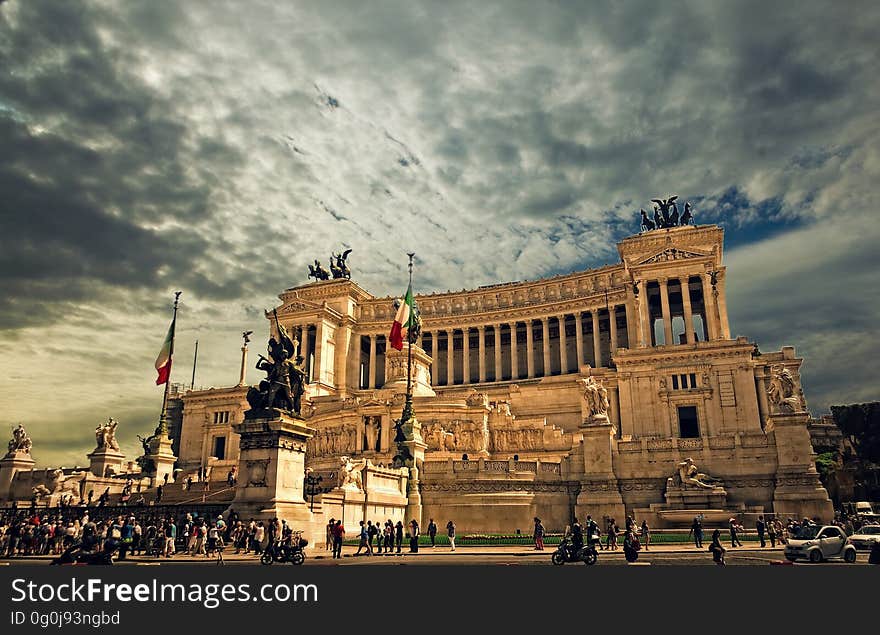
[328,517,457,558]
[0,506,294,561]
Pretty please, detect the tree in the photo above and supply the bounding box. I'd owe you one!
[830,402,880,464]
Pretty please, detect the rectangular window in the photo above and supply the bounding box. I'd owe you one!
[671,375,679,390]
[213,411,230,424]
[677,406,700,438]
[680,374,689,389]
[690,373,697,389]
[212,436,226,460]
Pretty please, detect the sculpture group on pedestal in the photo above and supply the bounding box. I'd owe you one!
[767,365,803,414]
[580,375,610,422]
[675,457,719,490]
[639,196,695,232]
[245,317,307,419]
[307,248,352,281]
[94,417,120,451]
[338,455,366,490]
[6,424,32,456]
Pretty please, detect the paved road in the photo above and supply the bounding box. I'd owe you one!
[2,545,872,566]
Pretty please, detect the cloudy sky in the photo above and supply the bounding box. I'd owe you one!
[1,0,878,468]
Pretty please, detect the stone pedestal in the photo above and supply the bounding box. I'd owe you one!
[382,343,435,397]
[229,413,317,537]
[0,451,35,502]
[574,422,625,522]
[663,482,728,509]
[142,433,177,485]
[87,447,125,478]
[770,412,834,521]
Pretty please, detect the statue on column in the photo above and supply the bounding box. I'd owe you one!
[639,209,656,232]
[767,365,803,414]
[6,424,32,455]
[579,376,610,421]
[94,417,121,451]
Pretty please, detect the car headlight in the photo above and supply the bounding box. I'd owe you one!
[802,542,814,548]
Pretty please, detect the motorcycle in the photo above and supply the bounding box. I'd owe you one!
[551,537,598,566]
[261,535,308,565]
[51,542,117,566]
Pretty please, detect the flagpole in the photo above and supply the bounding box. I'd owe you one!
[406,252,414,402]
[191,339,199,390]
[158,291,182,435]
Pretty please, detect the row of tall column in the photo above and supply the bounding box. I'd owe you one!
[638,275,723,347]
[403,307,627,386]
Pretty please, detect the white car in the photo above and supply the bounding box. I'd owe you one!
[847,524,880,551]
[784,525,858,563]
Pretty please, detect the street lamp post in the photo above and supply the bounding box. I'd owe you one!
[304,472,323,512]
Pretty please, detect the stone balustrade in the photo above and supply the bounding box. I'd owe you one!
[423,458,562,478]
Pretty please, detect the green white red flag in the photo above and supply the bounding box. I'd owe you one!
[154,316,176,385]
[389,284,414,351]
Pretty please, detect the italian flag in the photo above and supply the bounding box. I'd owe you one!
[389,284,414,351]
[154,317,176,385]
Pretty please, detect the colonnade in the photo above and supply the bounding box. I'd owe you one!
[639,275,722,347]
[362,306,628,388]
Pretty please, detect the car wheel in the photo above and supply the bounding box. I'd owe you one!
[844,549,857,563]
[808,549,822,563]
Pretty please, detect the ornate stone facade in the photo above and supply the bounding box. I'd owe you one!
[174,224,832,531]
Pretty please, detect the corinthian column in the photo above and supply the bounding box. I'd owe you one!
[659,278,673,346]
[558,315,568,373]
[368,334,377,388]
[609,305,618,355]
[446,329,455,386]
[701,275,719,340]
[478,325,486,382]
[681,278,696,344]
[575,312,584,369]
[301,325,312,382]
[592,311,602,367]
[462,327,471,383]
[494,324,502,381]
[526,320,535,379]
[431,331,438,384]
[541,317,551,376]
[509,322,519,380]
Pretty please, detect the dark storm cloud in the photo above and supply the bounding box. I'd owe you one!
[0,1,254,329]
[0,0,878,467]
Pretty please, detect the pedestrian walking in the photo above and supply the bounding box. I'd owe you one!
[756,516,766,548]
[729,517,743,547]
[689,516,703,548]
[640,520,651,551]
[767,518,777,548]
[427,518,438,548]
[355,520,372,556]
[326,518,335,552]
[409,519,420,553]
[446,520,456,551]
[709,528,726,565]
[533,517,545,551]
[332,520,345,559]
[395,521,404,554]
